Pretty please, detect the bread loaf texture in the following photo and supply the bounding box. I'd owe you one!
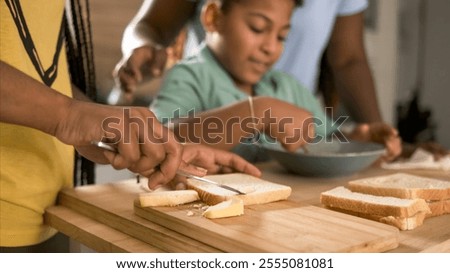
[426,199,450,218]
[139,190,200,207]
[320,186,431,218]
[347,173,450,201]
[327,207,428,231]
[187,173,291,205]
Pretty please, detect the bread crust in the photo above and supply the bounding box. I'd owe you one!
[426,199,450,218]
[320,186,431,218]
[327,207,428,230]
[139,190,200,207]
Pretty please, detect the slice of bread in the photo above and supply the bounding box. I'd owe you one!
[327,207,428,231]
[187,173,292,205]
[202,198,244,219]
[427,199,450,218]
[139,190,200,207]
[320,186,431,218]
[347,173,450,201]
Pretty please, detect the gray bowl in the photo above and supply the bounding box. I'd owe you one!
[261,140,385,177]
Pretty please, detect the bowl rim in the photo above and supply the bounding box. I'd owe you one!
[262,140,386,158]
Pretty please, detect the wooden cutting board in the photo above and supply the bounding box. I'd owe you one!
[56,179,399,252]
[134,199,399,252]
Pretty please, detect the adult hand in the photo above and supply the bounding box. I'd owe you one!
[171,144,262,189]
[112,45,168,98]
[351,123,402,161]
[55,99,190,188]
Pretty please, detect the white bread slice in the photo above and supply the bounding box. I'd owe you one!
[327,207,428,231]
[187,173,291,205]
[202,198,244,219]
[426,199,450,218]
[320,186,431,218]
[347,173,450,201]
[139,190,199,207]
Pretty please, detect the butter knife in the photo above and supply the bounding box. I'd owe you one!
[176,169,246,195]
[91,141,245,195]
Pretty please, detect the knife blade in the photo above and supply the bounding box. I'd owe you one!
[176,170,246,195]
[91,141,245,195]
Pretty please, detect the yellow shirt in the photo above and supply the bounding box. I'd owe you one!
[0,0,74,246]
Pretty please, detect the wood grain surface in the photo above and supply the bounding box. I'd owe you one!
[47,162,450,253]
[134,199,399,253]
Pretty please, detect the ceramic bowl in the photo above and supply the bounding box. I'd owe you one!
[262,140,385,177]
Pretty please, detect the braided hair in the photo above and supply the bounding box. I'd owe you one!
[64,0,97,186]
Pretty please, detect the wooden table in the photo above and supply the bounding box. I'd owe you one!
[45,162,450,253]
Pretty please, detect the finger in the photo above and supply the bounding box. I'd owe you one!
[383,136,402,161]
[128,145,166,173]
[169,174,188,190]
[116,68,138,94]
[113,59,139,94]
[280,136,305,153]
[178,160,209,177]
[146,129,183,189]
[103,150,127,170]
[147,48,168,77]
[137,168,156,178]
[127,55,144,82]
[211,150,262,177]
[110,132,141,169]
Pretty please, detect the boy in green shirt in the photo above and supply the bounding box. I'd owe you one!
[151,0,401,162]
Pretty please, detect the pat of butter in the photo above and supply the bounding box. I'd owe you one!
[202,198,244,219]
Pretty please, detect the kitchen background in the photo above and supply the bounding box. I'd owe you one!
[89,0,450,184]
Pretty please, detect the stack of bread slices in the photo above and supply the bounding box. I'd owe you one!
[320,173,450,230]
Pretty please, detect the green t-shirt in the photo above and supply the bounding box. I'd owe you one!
[151,45,337,161]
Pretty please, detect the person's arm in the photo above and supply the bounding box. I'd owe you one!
[348,122,402,161]
[0,61,71,135]
[122,0,197,54]
[326,12,383,123]
[113,0,197,95]
[169,96,314,152]
[0,61,190,189]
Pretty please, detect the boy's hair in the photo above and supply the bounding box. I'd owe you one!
[217,0,303,13]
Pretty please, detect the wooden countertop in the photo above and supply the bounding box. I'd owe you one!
[45,161,450,253]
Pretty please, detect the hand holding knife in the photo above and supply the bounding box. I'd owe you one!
[91,141,245,195]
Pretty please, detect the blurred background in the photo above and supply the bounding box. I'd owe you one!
[89,0,450,182]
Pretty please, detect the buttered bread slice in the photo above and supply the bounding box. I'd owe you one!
[187,173,291,205]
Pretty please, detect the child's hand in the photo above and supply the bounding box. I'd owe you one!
[254,97,314,152]
[350,122,402,161]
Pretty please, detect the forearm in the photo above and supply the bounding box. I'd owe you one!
[71,84,91,102]
[326,12,383,123]
[0,61,71,136]
[170,99,257,150]
[169,96,309,151]
[332,60,382,123]
[121,0,197,55]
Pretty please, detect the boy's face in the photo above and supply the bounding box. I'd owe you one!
[206,0,295,92]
